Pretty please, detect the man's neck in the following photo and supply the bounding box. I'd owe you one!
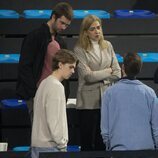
[47,20,56,35]
[122,76,136,80]
[51,71,63,82]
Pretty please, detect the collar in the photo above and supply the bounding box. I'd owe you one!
[43,23,59,43]
[121,76,136,80]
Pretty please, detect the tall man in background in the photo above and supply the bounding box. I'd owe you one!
[16,2,73,123]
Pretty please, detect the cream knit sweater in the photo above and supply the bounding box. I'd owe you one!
[31,75,68,150]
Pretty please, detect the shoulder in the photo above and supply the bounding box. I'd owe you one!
[25,23,49,41]
[104,40,113,48]
[74,46,85,55]
[131,80,157,98]
[74,45,82,52]
[43,76,64,94]
[103,81,120,97]
[55,34,67,49]
[142,83,156,96]
[74,46,88,61]
[49,76,63,87]
[101,40,114,53]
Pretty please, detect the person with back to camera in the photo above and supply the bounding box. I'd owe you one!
[74,15,121,151]
[31,49,77,158]
[101,52,158,151]
[16,2,73,123]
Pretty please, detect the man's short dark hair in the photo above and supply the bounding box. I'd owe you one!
[123,52,142,77]
[50,2,73,21]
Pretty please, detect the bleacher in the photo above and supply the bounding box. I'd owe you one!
[0,0,158,156]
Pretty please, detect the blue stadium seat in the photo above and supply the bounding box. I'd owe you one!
[116,53,123,63]
[13,146,30,151]
[67,145,80,152]
[114,9,156,18]
[115,52,158,63]
[0,10,19,19]
[74,10,110,19]
[1,99,27,108]
[22,10,51,19]
[0,54,20,63]
[138,52,158,62]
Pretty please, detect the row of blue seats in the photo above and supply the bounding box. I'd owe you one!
[1,52,158,63]
[12,145,80,152]
[0,9,156,19]
[1,99,27,108]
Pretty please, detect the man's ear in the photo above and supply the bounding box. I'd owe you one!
[51,14,56,21]
[49,14,56,24]
[52,14,56,19]
[121,64,124,70]
[58,62,63,69]
[121,64,126,77]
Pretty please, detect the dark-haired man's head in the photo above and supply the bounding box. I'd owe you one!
[51,2,73,21]
[48,2,73,34]
[122,53,142,77]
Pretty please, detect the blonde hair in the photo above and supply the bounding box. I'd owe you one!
[77,15,108,51]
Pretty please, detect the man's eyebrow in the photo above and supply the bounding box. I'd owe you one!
[69,65,75,68]
[60,20,70,26]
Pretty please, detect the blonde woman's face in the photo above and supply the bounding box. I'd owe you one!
[87,21,102,41]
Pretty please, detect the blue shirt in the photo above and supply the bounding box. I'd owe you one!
[101,79,158,150]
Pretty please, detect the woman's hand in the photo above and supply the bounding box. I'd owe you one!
[106,68,112,74]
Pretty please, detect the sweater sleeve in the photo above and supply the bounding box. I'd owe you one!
[45,84,68,149]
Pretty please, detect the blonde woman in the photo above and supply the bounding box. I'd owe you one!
[74,15,121,151]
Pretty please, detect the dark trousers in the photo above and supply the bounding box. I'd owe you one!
[26,98,34,125]
[78,109,105,151]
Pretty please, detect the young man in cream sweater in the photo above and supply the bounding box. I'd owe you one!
[31,49,77,158]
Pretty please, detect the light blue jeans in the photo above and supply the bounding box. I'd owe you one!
[31,147,59,158]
